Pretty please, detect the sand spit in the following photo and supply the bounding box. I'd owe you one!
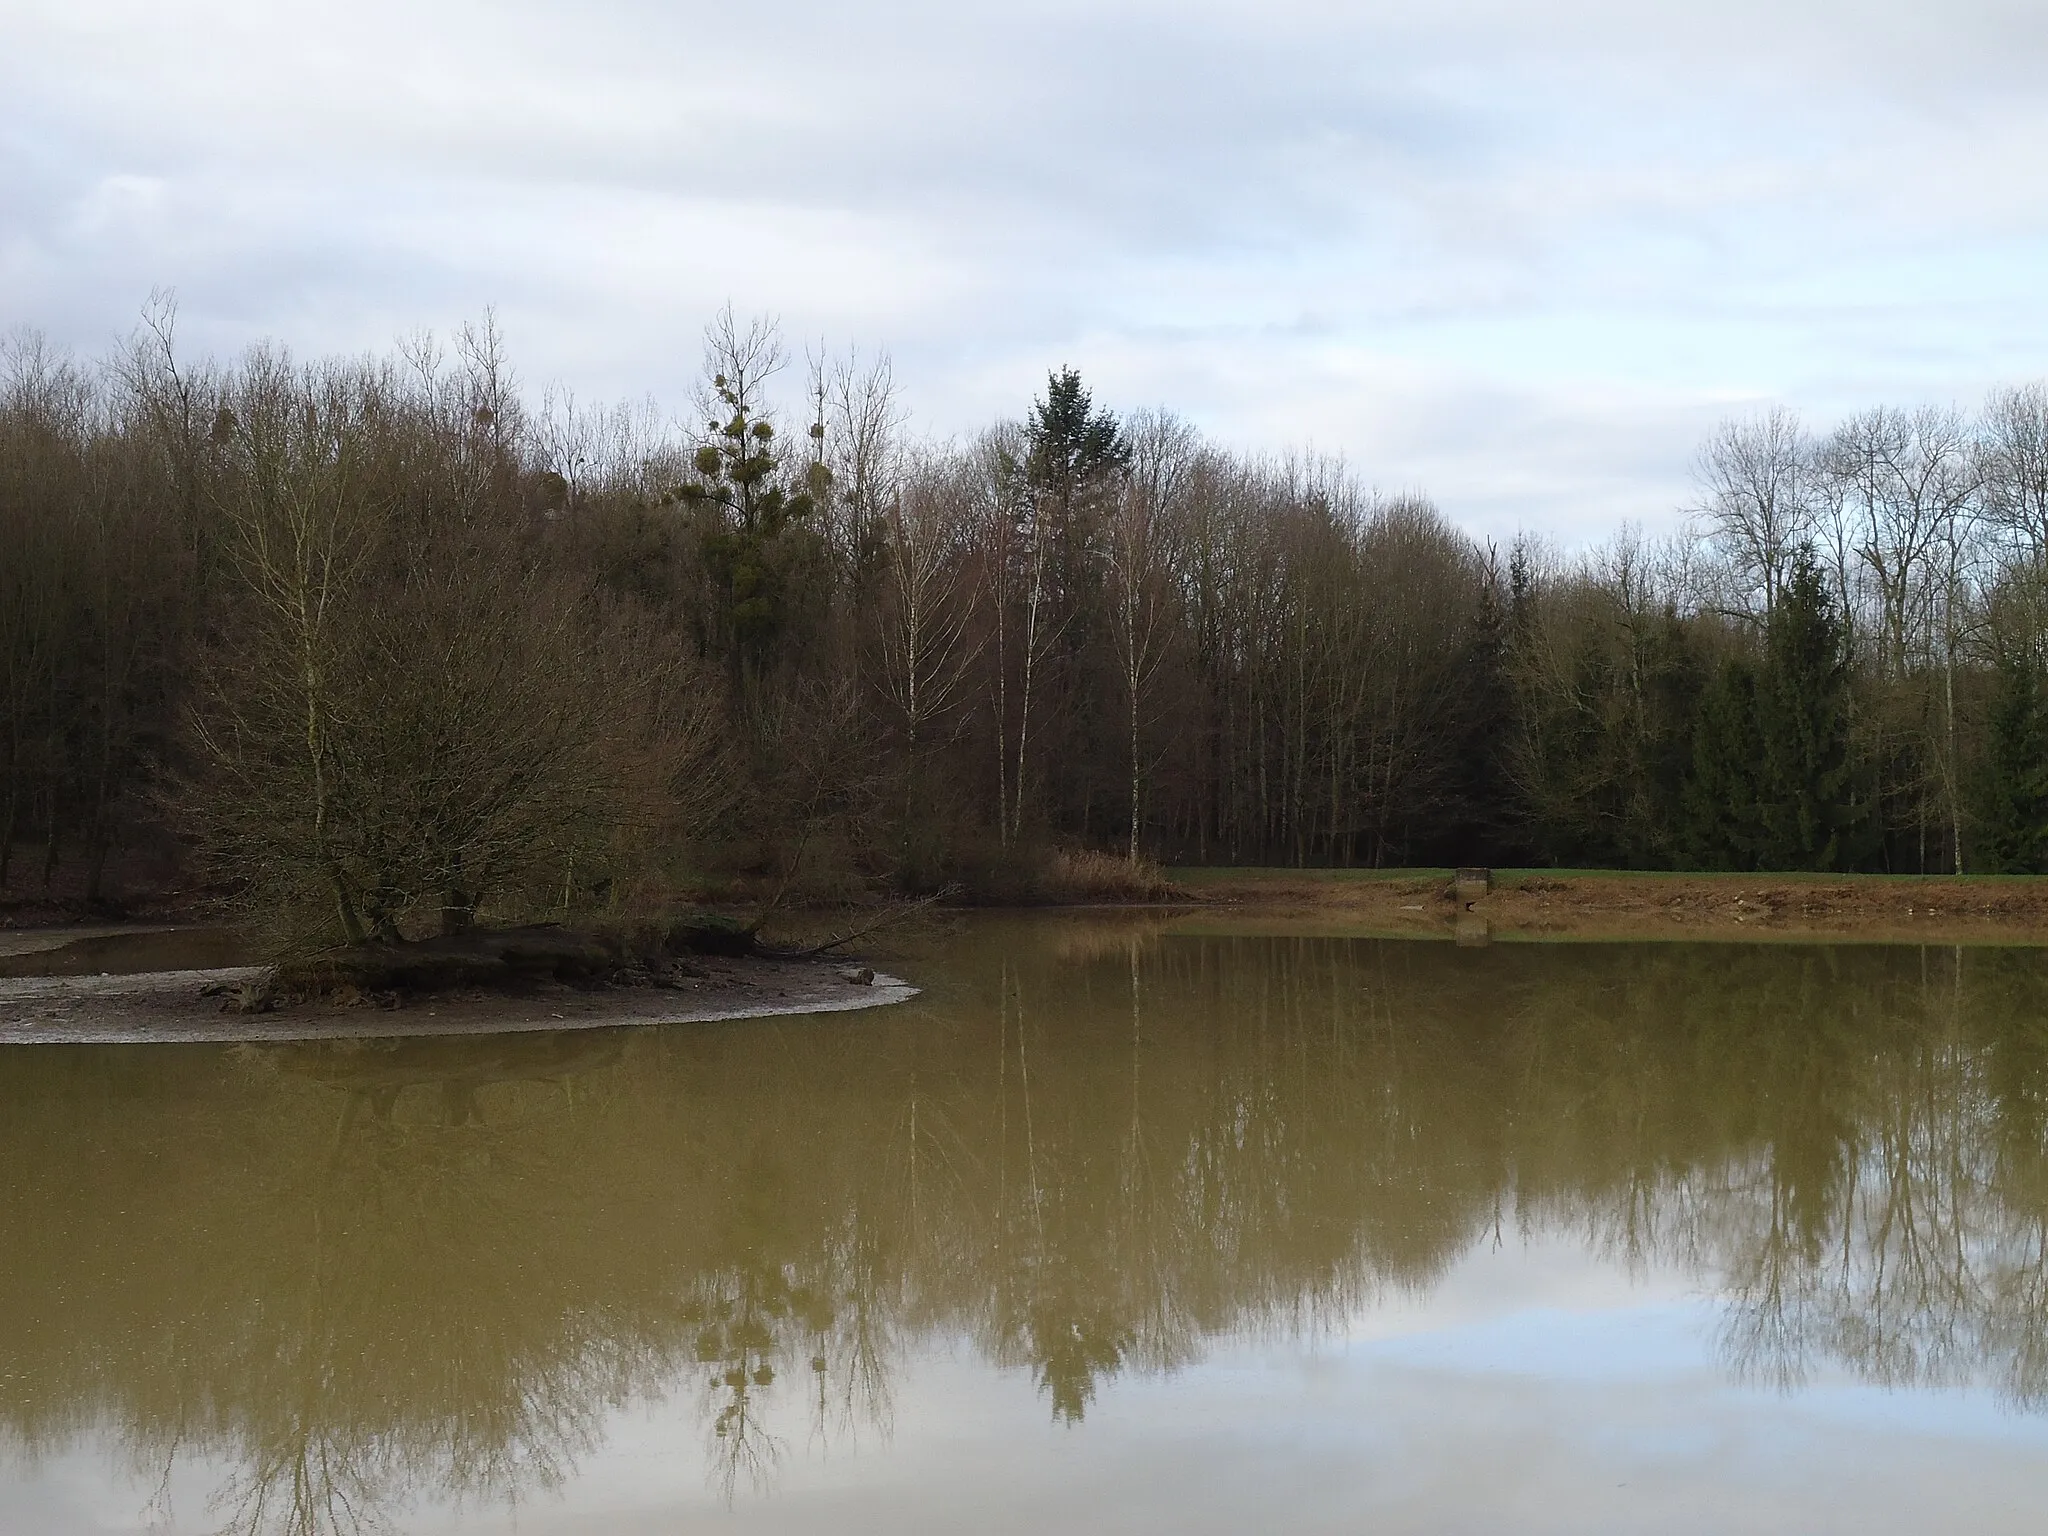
[0,956,916,1045]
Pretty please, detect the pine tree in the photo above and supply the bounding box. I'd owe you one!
[1753,546,1857,870]
[1979,652,2048,872]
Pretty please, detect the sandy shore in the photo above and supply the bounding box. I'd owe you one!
[0,954,917,1045]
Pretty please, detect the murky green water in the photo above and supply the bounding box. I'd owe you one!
[0,926,253,978]
[6,917,2048,1532]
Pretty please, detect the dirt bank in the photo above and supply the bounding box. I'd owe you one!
[0,953,916,1045]
[1176,868,2048,944]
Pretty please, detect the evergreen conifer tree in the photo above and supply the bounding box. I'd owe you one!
[1979,652,2048,872]
[1753,546,1857,869]
[1025,367,1128,493]
[1627,610,1707,867]
[1442,557,1518,861]
[1681,657,1763,869]
[1007,368,1128,840]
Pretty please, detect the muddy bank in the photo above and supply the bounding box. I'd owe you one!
[0,952,916,1045]
[1177,869,2048,943]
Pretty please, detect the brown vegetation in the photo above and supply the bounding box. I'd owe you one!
[11,301,2048,948]
[1183,867,2048,943]
[263,922,698,1005]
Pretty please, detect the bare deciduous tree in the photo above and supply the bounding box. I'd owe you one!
[1696,408,1812,626]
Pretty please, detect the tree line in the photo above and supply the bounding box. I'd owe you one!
[7,302,2048,932]
[1512,396,2048,875]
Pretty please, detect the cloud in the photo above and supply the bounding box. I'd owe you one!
[4,0,2046,544]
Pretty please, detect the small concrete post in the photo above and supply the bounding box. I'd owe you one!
[1453,867,1492,945]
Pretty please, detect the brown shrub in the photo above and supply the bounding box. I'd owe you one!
[1036,849,1186,904]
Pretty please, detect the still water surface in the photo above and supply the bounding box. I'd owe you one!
[6,917,2048,1532]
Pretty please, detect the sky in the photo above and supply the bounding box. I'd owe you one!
[6,0,2048,544]
[15,1239,2048,1532]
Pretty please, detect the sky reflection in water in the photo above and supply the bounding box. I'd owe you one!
[4,918,2048,1532]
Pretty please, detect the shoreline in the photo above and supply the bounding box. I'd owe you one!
[0,954,917,1045]
[1172,868,2048,944]
[13,864,2048,1041]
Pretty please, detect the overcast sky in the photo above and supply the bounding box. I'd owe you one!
[6,0,2048,543]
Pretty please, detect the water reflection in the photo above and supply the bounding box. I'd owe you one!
[3,924,2048,1529]
[0,925,254,978]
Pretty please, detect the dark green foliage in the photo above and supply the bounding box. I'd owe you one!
[1978,652,2048,872]
[1681,658,1763,870]
[1011,368,1132,840]
[1515,598,1706,869]
[676,370,825,666]
[1753,549,1858,870]
[1434,560,1518,862]
[1025,366,1129,491]
[1678,552,1858,872]
[1622,612,1710,867]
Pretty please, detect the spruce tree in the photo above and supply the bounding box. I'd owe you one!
[1753,546,1857,870]
[1979,652,2048,872]
[1628,610,1706,867]
[1011,368,1128,840]
[1025,367,1128,493]
[1681,657,1763,869]
[1443,559,1518,861]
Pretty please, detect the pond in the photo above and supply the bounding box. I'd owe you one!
[4,915,2048,1532]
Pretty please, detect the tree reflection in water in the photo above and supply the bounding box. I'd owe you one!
[2,923,2048,1528]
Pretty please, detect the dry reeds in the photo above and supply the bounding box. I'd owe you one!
[1037,849,1185,904]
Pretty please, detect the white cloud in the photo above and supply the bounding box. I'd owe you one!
[4,0,2047,544]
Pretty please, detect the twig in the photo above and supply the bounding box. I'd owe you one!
[746,823,816,936]
[787,886,958,958]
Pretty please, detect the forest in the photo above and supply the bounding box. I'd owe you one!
[4,300,2048,937]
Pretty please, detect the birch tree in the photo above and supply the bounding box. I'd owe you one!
[874,454,981,871]
[1105,411,1194,859]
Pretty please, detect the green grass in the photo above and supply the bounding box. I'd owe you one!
[1169,865,2048,884]
[1168,866,1452,884]
[1503,868,2048,883]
